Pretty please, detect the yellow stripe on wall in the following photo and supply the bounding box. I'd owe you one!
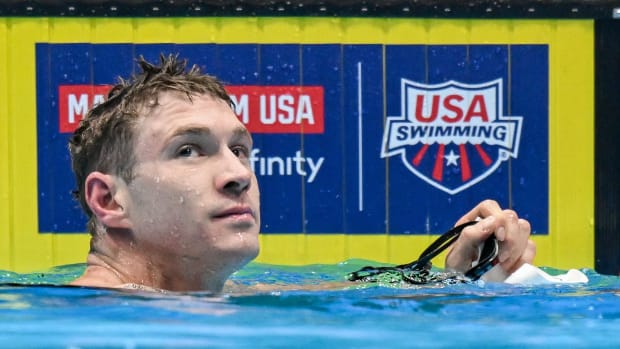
[0,19,10,269]
[9,18,53,270]
[0,17,594,272]
[548,20,594,269]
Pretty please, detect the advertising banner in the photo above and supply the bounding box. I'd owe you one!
[36,43,548,235]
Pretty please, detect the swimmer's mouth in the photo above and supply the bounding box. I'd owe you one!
[212,207,254,219]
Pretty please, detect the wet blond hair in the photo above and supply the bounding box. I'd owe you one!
[69,54,233,234]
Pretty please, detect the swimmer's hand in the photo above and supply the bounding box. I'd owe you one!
[445,200,536,276]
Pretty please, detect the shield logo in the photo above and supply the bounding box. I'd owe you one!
[382,78,523,195]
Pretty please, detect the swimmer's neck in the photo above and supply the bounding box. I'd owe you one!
[70,248,229,293]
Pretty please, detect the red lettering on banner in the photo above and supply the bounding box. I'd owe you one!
[226,86,324,134]
[58,84,325,134]
[58,85,112,133]
[414,93,489,123]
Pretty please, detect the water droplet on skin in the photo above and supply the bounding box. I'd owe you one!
[179,196,185,204]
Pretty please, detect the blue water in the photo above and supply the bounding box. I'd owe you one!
[0,261,618,348]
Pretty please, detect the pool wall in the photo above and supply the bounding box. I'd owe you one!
[0,3,601,272]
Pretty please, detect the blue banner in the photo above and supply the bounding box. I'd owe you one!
[36,43,548,235]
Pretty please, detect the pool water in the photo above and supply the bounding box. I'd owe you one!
[0,261,618,348]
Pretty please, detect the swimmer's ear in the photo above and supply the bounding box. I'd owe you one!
[84,172,132,229]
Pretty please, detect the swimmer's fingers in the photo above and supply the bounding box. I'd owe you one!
[447,200,535,275]
[499,219,536,274]
[453,199,503,227]
[445,215,499,272]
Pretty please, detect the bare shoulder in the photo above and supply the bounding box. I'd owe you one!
[69,274,118,289]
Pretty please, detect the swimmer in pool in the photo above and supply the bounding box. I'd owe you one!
[68,54,536,293]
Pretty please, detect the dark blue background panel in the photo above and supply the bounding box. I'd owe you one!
[342,45,388,234]
[36,43,548,235]
[301,44,344,234]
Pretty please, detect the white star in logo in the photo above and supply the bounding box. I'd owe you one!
[444,150,460,166]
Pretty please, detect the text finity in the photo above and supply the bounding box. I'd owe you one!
[250,149,324,183]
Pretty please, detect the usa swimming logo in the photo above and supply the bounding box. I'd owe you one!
[382,78,522,195]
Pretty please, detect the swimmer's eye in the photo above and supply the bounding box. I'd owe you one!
[231,145,250,159]
[177,144,201,158]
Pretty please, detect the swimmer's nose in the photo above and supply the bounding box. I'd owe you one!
[217,149,252,196]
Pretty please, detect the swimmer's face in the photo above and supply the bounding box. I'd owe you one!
[121,92,260,273]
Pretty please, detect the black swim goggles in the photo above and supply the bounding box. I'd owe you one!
[347,221,499,284]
